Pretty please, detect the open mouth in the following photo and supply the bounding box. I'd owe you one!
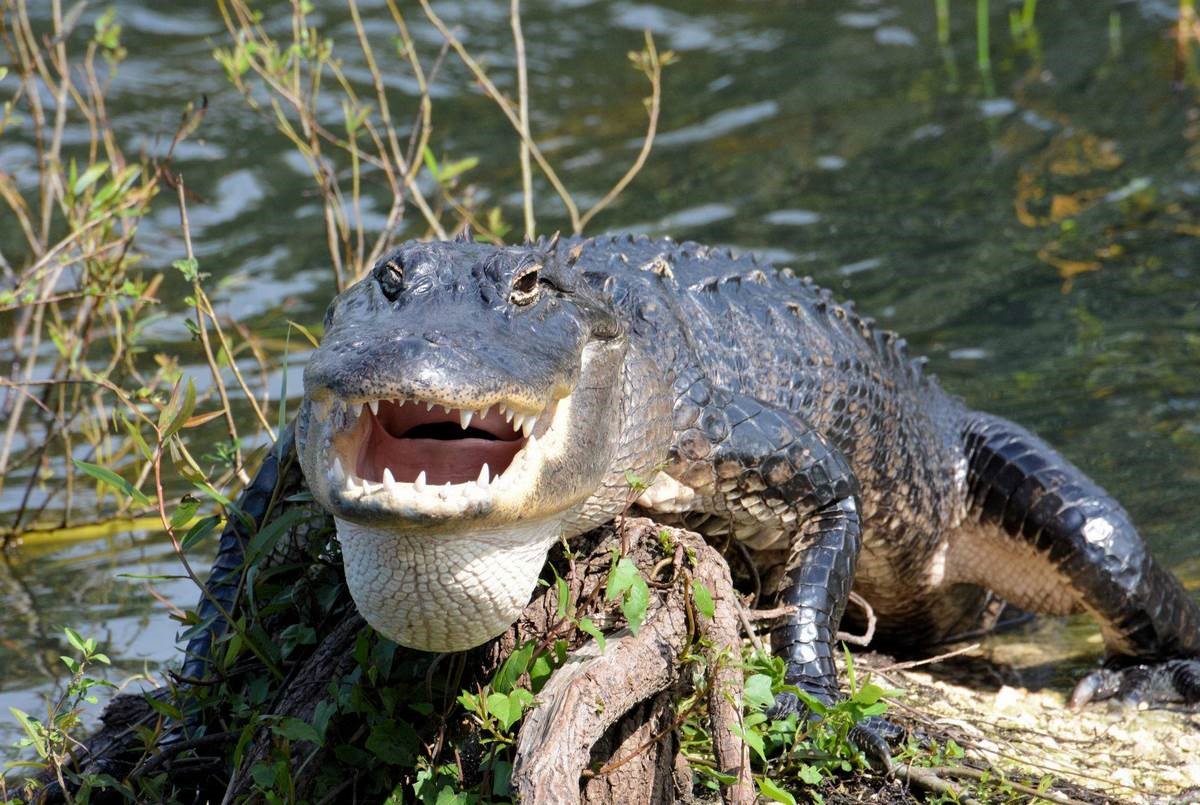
[328,397,557,500]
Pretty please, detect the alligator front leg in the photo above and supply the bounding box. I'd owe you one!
[660,378,895,754]
[958,414,1200,707]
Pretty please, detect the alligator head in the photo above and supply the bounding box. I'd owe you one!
[296,237,665,652]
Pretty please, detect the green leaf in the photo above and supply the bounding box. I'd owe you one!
[794,688,829,717]
[434,787,469,805]
[456,690,480,714]
[249,761,276,788]
[181,514,220,551]
[278,623,317,657]
[743,711,768,729]
[859,702,887,717]
[605,556,639,602]
[365,720,418,765]
[577,617,606,653]
[9,708,46,757]
[73,459,153,507]
[854,682,886,706]
[192,480,235,509]
[312,699,337,741]
[64,627,88,654]
[491,759,513,796]
[485,691,510,726]
[436,155,478,182]
[486,691,529,731]
[757,776,797,804]
[421,145,440,180]
[692,581,715,620]
[621,574,650,635]
[555,574,570,619]
[744,674,775,712]
[797,764,824,785]
[144,696,184,721]
[73,161,109,195]
[623,468,647,491]
[273,717,321,745]
[245,507,306,564]
[493,641,534,694]
[173,257,199,283]
[171,496,200,529]
[529,651,554,692]
[120,415,154,462]
[161,378,197,439]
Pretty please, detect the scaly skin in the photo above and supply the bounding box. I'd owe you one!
[187,234,1200,728]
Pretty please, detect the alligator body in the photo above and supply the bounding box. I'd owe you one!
[190,234,1200,718]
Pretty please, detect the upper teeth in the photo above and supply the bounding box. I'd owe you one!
[333,397,553,503]
[358,397,543,439]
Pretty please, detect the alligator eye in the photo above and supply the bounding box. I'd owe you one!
[510,264,541,306]
[374,255,405,302]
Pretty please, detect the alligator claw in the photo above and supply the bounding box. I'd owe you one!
[1070,659,1200,710]
[766,692,904,769]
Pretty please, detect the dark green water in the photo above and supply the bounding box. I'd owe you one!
[3,0,1200,747]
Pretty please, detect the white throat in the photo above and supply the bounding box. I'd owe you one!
[335,517,563,652]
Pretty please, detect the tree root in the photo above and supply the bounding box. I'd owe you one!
[507,519,752,804]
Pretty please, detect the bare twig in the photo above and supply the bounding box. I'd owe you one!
[835,590,876,647]
[894,761,985,805]
[510,0,535,241]
[176,179,250,485]
[577,31,667,231]
[873,643,982,673]
[899,763,1091,805]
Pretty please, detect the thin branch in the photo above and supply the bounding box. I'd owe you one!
[872,643,981,673]
[417,0,582,231]
[578,31,666,231]
[176,178,249,485]
[836,590,876,647]
[894,762,984,805]
[510,0,535,240]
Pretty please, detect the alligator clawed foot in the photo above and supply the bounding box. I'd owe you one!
[1069,658,1200,710]
[766,692,905,769]
[848,715,905,769]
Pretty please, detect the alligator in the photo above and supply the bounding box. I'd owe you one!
[187,233,1200,747]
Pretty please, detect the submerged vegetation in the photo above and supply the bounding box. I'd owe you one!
[2,0,1200,802]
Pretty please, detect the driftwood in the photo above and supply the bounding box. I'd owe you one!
[45,518,752,805]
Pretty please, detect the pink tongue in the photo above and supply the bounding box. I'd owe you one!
[360,418,523,484]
